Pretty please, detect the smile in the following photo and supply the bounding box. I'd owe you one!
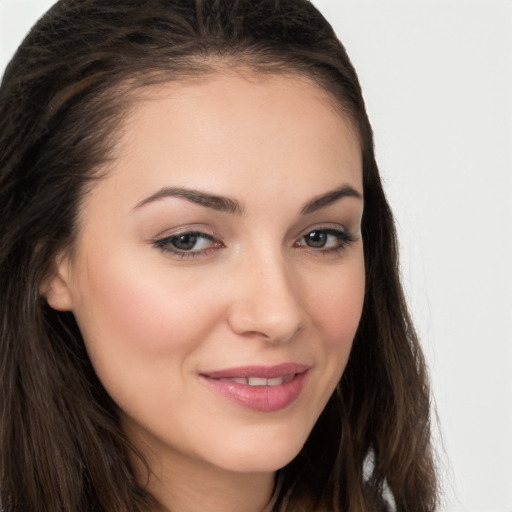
[218,375,294,386]
[200,363,309,412]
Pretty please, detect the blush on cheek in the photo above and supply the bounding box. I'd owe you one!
[324,300,363,341]
[78,256,176,352]
[313,281,365,345]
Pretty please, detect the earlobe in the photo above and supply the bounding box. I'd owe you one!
[40,256,74,311]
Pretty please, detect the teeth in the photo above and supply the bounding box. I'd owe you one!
[266,377,285,386]
[219,376,287,386]
[248,377,269,386]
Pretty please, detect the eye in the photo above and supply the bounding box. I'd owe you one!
[154,231,223,257]
[295,228,355,252]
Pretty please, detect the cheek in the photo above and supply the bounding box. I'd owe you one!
[304,254,365,403]
[308,260,365,348]
[75,250,202,347]
[69,249,221,396]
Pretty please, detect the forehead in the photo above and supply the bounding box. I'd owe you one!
[80,71,363,225]
[116,73,360,175]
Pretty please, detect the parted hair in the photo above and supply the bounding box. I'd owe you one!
[0,1,437,511]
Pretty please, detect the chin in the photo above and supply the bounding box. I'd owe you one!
[208,428,310,474]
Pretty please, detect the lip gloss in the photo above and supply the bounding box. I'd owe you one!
[199,363,308,412]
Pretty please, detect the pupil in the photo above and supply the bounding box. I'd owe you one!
[172,234,197,250]
[306,231,327,248]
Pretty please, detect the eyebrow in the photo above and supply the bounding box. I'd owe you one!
[134,186,244,214]
[134,183,362,215]
[300,184,362,215]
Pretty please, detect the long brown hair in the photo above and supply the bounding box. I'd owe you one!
[0,1,438,510]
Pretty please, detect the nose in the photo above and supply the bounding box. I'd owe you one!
[226,251,307,343]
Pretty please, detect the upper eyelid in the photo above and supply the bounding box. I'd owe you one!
[152,224,352,241]
[153,231,221,258]
[297,227,354,241]
[152,226,218,241]
[296,223,350,237]
[158,230,214,239]
[153,231,218,248]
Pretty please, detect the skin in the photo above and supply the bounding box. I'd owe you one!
[46,72,365,512]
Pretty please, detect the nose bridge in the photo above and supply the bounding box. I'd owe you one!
[228,245,306,342]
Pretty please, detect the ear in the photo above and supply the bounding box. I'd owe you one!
[40,253,74,311]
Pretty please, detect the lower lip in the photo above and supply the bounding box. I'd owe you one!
[200,371,308,412]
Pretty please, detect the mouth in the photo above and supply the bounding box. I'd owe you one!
[216,375,295,386]
[199,363,309,412]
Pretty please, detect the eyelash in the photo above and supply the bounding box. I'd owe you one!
[153,227,356,259]
[294,228,357,255]
[153,231,222,258]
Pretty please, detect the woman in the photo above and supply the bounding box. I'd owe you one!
[0,0,438,511]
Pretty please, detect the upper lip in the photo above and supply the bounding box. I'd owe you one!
[200,363,309,379]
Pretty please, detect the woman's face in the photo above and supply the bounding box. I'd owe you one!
[48,73,365,475]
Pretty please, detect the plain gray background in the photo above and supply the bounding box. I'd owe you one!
[1,1,511,511]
